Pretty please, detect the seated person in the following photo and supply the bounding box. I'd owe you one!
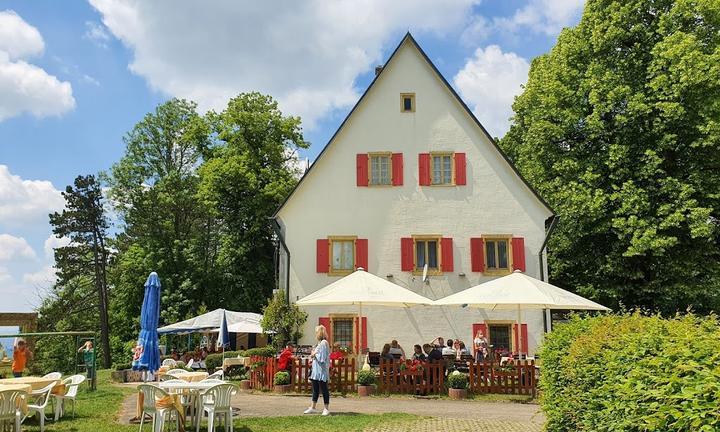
[430,337,445,349]
[442,339,456,356]
[329,343,345,361]
[424,343,442,362]
[170,348,179,361]
[278,343,295,372]
[458,341,471,356]
[381,343,394,361]
[412,344,426,361]
[388,340,405,359]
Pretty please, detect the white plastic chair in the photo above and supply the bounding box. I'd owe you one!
[187,359,194,369]
[160,374,182,382]
[23,382,55,432]
[206,370,224,381]
[166,369,187,376]
[137,384,181,432]
[196,383,237,432]
[162,379,196,427]
[42,372,61,380]
[52,374,85,421]
[162,359,177,367]
[0,389,24,432]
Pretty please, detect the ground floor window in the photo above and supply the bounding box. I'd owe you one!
[332,318,354,350]
[488,324,511,352]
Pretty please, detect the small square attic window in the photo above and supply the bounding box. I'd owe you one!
[401,93,415,112]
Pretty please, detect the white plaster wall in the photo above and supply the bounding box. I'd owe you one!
[276,40,553,354]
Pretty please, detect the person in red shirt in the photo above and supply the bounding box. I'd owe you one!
[278,343,295,372]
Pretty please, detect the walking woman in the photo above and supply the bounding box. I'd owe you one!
[304,325,331,416]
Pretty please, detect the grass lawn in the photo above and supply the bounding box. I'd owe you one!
[18,370,418,431]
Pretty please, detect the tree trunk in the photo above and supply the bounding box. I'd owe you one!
[92,231,112,368]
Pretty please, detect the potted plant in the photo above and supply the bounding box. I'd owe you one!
[447,371,468,399]
[357,370,376,396]
[238,370,252,391]
[273,371,292,393]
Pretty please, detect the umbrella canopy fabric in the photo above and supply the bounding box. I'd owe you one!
[296,268,433,307]
[132,272,162,372]
[217,312,230,349]
[157,309,264,334]
[433,271,610,311]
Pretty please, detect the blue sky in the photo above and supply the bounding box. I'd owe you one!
[0,0,584,311]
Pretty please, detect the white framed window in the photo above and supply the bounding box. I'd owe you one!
[413,235,441,274]
[329,236,356,275]
[484,236,511,274]
[431,152,454,185]
[369,153,391,186]
[400,93,415,112]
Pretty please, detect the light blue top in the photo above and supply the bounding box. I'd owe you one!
[310,339,330,382]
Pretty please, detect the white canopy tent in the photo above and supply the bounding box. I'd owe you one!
[433,270,610,356]
[157,308,264,335]
[296,268,433,359]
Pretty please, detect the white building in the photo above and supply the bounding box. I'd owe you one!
[274,33,557,356]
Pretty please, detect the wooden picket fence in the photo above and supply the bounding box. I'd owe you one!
[249,356,356,394]
[467,360,537,397]
[376,359,445,395]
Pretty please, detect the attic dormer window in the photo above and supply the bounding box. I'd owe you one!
[401,93,415,112]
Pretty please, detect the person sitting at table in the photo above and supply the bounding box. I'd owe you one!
[12,339,32,378]
[424,344,442,362]
[388,340,405,359]
[452,340,463,358]
[459,341,471,356]
[442,339,456,356]
[381,343,394,361]
[430,337,444,349]
[278,343,295,381]
[329,343,345,361]
[412,344,426,361]
[170,348,179,361]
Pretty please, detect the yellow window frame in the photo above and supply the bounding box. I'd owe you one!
[328,236,357,276]
[429,152,455,186]
[485,320,515,352]
[329,313,359,354]
[400,93,415,112]
[368,152,393,187]
[482,235,513,275]
[412,234,442,276]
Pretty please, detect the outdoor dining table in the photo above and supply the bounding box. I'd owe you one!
[135,380,220,430]
[0,376,61,393]
[165,371,208,382]
[222,356,251,371]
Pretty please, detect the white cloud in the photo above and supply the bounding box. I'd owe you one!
[495,0,584,36]
[44,235,71,259]
[0,11,75,121]
[22,265,57,287]
[0,165,64,227]
[0,234,36,261]
[0,10,44,60]
[453,45,530,137]
[83,21,111,48]
[88,0,478,128]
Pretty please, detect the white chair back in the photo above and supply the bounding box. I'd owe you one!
[137,384,169,412]
[202,384,236,410]
[160,374,181,382]
[62,374,86,398]
[162,359,177,367]
[187,359,194,368]
[31,382,56,409]
[207,370,224,380]
[200,378,224,384]
[0,390,24,421]
[42,372,62,380]
[166,369,187,375]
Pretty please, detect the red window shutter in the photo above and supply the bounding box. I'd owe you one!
[441,237,453,272]
[418,153,430,186]
[470,238,485,272]
[316,239,329,273]
[454,153,466,185]
[392,153,403,186]
[319,317,332,344]
[355,316,368,353]
[472,323,488,341]
[356,153,369,187]
[355,238,368,271]
[512,237,526,272]
[400,237,414,271]
[512,323,529,355]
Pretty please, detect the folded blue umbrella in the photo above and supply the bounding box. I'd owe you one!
[132,272,161,372]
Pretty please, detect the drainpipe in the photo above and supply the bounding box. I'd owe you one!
[539,215,559,333]
[270,218,291,304]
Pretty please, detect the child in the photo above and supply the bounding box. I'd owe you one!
[12,339,32,377]
[78,340,95,379]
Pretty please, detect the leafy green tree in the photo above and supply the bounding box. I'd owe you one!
[261,291,308,350]
[198,92,308,312]
[500,0,720,313]
[48,175,112,367]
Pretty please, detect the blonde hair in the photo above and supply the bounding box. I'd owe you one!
[315,325,328,341]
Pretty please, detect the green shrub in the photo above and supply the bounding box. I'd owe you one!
[357,370,376,386]
[113,363,131,371]
[274,371,290,385]
[446,371,468,389]
[540,312,720,432]
[205,353,223,371]
[244,347,276,357]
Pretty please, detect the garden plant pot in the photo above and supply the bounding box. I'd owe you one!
[448,388,467,400]
[357,385,374,397]
[274,384,292,393]
[240,380,251,391]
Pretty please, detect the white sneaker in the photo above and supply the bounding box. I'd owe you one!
[322,409,330,416]
[304,407,318,414]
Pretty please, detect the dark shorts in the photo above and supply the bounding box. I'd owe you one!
[12,371,22,378]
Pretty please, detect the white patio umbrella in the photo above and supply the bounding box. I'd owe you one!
[433,270,610,356]
[296,268,433,358]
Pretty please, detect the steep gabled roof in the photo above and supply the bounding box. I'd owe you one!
[274,32,555,218]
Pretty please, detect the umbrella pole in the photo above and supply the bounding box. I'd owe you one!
[358,303,363,367]
[517,304,523,359]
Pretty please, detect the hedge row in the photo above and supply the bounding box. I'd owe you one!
[539,313,720,432]
[204,347,276,371]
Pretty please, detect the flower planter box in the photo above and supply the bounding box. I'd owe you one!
[274,384,292,393]
[357,385,374,397]
[240,380,252,391]
[448,388,467,400]
[110,370,126,382]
